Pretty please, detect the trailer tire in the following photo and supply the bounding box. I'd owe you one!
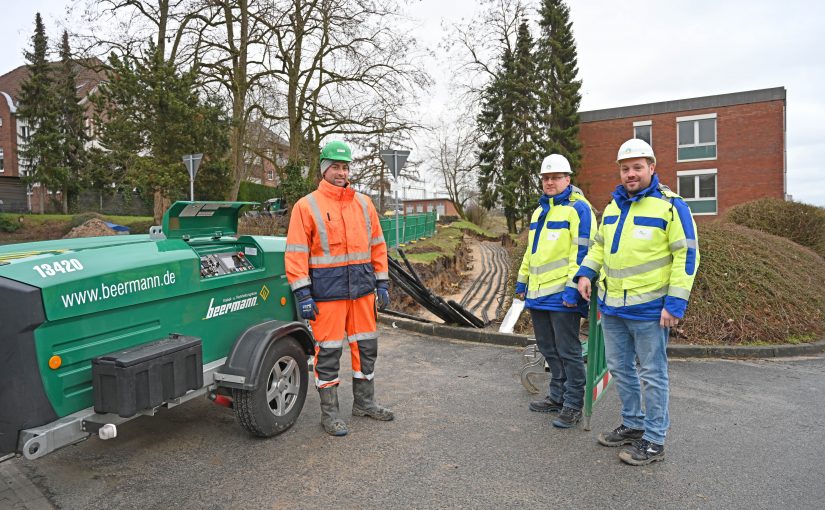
[233,337,308,437]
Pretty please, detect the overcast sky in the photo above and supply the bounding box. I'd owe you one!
[3,0,824,205]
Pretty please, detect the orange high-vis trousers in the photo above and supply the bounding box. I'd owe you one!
[310,293,378,389]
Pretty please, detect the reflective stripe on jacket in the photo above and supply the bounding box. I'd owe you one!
[575,174,699,321]
[517,185,596,314]
[285,179,389,301]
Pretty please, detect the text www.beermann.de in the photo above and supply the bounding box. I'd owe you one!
[60,271,177,308]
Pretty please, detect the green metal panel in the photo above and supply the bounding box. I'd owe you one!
[678,145,716,161]
[686,199,717,214]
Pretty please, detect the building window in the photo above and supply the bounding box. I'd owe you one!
[20,125,30,141]
[436,204,445,215]
[266,170,274,180]
[633,120,652,145]
[677,113,716,161]
[677,169,717,215]
[0,148,4,172]
[406,206,413,214]
[417,205,423,213]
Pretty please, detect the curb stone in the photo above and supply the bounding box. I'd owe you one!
[378,314,825,358]
[0,461,54,510]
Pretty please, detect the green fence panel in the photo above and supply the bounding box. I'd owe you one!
[378,213,436,248]
[583,286,614,431]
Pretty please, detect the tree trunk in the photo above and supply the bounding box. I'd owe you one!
[153,189,171,225]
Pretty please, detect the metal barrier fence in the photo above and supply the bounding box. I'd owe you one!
[583,286,613,431]
[379,212,437,247]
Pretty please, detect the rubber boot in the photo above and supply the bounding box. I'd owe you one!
[352,379,394,421]
[318,386,348,436]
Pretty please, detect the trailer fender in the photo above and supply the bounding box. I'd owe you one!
[215,320,313,390]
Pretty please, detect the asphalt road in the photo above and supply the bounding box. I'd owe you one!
[10,326,825,509]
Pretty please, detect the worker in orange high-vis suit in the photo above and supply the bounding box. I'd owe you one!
[285,140,393,437]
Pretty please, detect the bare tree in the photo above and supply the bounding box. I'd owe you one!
[428,111,480,219]
[262,0,430,172]
[442,0,530,103]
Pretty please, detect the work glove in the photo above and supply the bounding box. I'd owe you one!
[515,282,527,300]
[376,281,390,310]
[294,287,319,321]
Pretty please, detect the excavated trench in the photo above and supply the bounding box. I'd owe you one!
[388,234,510,326]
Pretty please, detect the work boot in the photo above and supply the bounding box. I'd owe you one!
[618,439,665,466]
[552,406,582,429]
[528,396,563,413]
[352,379,394,421]
[597,424,644,447]
[318,386,348,436]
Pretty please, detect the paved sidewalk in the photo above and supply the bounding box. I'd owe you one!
[0,461,53,510]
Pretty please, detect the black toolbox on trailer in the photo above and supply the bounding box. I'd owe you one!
[92,334,203,417]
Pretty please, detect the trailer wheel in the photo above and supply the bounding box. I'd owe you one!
[233,337,308,437]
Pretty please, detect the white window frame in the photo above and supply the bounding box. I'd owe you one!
[676,113,717,162]
[266,170,274,181]
[0,148,4,173]
[677,168,718,216]
[633,120,652,145]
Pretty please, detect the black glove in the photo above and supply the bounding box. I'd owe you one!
[294,287,319,320]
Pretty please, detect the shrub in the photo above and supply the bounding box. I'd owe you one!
[681,222,825,344]
[238,181,280,204]
[464,204,488,228]
[0,215,21,233]
[725,198,825,259]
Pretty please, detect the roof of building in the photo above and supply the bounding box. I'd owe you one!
[0,58,105,106]
[580,87,786,123]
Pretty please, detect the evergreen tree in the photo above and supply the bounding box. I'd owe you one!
[16,13,63,213]
[91,46,230,222]
[509,20,542,226]
[477,21,541,234]
[536,0,583,172]
[54,30,88,213]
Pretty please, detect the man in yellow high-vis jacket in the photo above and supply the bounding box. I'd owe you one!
[576,138,699,466]
[516,154,596,429]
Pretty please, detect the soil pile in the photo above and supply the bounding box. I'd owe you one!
[63,219,119,238]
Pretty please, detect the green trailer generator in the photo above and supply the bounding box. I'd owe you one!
[0,202,314,462]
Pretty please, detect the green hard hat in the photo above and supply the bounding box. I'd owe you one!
[320,140,353,162]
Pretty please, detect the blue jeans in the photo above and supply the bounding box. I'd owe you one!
[601,314,670,445]
[529,309,585,410]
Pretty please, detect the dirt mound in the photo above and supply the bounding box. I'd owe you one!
[63,219,119,238]
[681,221,825,344]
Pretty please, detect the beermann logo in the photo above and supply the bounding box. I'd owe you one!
[204,293,258,319]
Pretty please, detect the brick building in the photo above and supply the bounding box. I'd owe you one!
[577,87,787,217]
[403,197,459,217]
[0,61,105,212]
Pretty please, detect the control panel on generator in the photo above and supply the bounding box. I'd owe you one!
[200,251,255,278]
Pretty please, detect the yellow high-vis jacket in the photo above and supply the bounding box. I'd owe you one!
[575,174,699,320]
[516,185,596,314]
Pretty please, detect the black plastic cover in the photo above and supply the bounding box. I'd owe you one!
[0,277,56,456]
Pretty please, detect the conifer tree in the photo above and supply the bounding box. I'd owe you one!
[92,46,230,222]
[477,21,541,233]
[54,30,88,213]
[536,0,582,171]
[16,13,63,213]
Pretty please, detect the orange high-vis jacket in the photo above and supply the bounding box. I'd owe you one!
[285,179,388,302]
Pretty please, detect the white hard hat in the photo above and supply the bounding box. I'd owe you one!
[616,138,656,164]
[540,154,572,175]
